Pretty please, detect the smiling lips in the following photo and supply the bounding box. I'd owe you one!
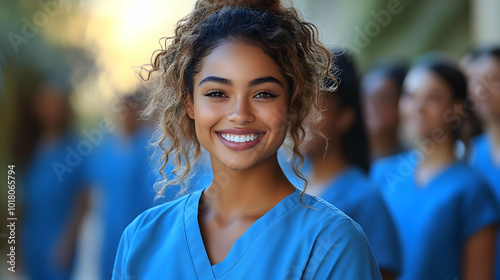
[221,133,260,143]
[216,130,265,150]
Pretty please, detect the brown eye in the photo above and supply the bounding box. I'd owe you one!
[254,91,277,99]
[204,90,227,98]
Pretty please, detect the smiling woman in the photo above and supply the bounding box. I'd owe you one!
[111,0,382,279]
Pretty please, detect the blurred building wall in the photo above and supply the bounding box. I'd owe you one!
[472,0,500,44]
[294,0,484,70]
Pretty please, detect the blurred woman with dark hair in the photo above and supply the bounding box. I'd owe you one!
[371,57,500,280]
[303,51,401,280]
[467,46,500,279]
[20,78,89,280]
[361,61,408,161]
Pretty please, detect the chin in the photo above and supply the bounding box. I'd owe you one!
[218,158,260,171]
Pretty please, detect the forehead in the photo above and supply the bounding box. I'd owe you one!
[194,42,285,83]
[471,56,500,76]
[404,68,451,95]
[362,73,398,96]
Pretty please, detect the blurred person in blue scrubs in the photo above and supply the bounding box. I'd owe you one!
[361,61,408,161]
[84,91,158,280]
[371,57,500,280]
[20,78,90,280]
[303,50,400,280]
[466,46,500,279]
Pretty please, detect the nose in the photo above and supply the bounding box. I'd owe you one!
[415,99,426,113]
[227,97,255,125]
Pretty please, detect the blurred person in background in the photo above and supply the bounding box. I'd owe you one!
[303,51,401,280]
[84,90,157,280]
[456,48,486,160]
[466,46,500,279]
[371,57,500,280]
[361,61,408,161]
[20,77,90,280]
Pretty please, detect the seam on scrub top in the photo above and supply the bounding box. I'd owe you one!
[183,193,199,280]
[215,200,302,279]
[307,195,348,218]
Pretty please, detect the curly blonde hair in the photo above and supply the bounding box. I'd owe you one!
[141,0,335,199]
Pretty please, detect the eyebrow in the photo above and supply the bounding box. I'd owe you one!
[249,76,284,87]
[198,76,284,88]
[198,76,232,86]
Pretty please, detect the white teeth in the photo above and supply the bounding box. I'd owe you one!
[221,133,260,143]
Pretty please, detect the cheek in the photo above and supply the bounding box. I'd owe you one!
[258,104,289,134]
[490,90,500,109]
[193,100,223,133]
[399,98,413,120]
[427,102,450,122]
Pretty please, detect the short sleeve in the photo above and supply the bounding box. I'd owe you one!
[112,215,142,280]
[303,219,382,280]
[357,189,401,274]
[461,178,500,242]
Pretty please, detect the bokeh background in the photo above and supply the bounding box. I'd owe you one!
[1,0,499,279]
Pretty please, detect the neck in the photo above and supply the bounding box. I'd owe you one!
[41,126,64,145]
[308,145,349,185]
[486,121,500,149]
[416,135,456,185]
[369,129,399,158]
[202,153,295,223]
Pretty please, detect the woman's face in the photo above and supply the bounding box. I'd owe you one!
[468,56,500,123]
[189,42,289,170]
[400,68,455,140]
[361,74,400,134]
[34,87,69,130]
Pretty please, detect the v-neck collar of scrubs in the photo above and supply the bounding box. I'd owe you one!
[183,187,301,279]
[412,161,460,190]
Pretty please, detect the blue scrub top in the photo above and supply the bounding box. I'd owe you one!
[468,133,500,279]
[371,151,500,280]
[85,126,158,280]
[316,166,401,274]
[22,131,86,280]
[469,133,500,201]
[113,188,382,279]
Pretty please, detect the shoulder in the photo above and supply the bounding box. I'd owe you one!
[333,167,386,208]
[294,192,367,239]
[122,190,200,236]
[370,151,416,187]
[471,133,487,147]
[371,151,406,175]
[442,163,497,207]
[296,193,381,279]
[468,133,489,163]
[450,162,488,188]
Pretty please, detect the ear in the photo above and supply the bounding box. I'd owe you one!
[186,96,195,119]
[337,108,355,134]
